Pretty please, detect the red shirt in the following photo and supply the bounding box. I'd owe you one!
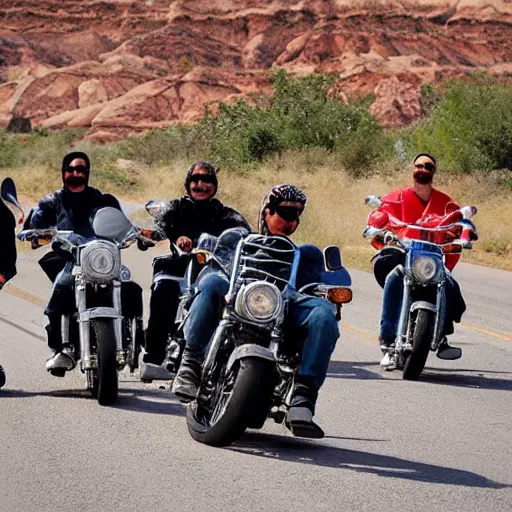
[372,187,461,270]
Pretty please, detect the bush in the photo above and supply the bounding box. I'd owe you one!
[405,75,512,172]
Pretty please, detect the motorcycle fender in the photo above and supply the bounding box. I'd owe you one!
[80,307,122,322]
[226,344,276,372]
[410,301,437,315]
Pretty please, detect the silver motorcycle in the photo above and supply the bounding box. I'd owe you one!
[19,207,152,405]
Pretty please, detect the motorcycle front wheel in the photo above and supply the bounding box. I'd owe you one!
[92,319,119,405]
[187,357,273,447]
[0,365,6,388]
[402,309,435,380]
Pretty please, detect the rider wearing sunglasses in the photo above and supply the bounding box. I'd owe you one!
[29,151,125,373]
[141,161,251,378]
[172,184,341,438]
[370,153,467,362]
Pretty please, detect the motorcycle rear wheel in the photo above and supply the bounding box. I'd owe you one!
[402,309,435,380]
[0,365,6,388]
[92,319,119,405]
[187,357,273,447]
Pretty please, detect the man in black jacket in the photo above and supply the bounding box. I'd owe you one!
[31,151,123,373]
[141,161,251,379]
[0,182,18,388]
[0,188,17,290]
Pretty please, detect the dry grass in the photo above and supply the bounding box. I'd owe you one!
[8,151,512,271]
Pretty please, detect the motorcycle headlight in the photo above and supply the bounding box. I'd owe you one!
[235,282,283,323]
[81,241,121,282]
[412,255,440,283]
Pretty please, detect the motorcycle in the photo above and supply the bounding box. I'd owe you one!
[363,195,478,380]
[18,207,153,405]
[0,177,25,389]
[185,232,353,446]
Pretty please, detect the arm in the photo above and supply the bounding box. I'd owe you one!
[156,199,181,244]
[220,207,252,232]
[0,202,17,283]
[30,192,58,229]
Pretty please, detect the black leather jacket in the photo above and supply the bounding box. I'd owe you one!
[0,199,16,280]
[156,196,251,247]
[30,187,121,238]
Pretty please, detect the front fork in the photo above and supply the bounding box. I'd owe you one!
[395,277,446,352]
[74,275,125,371]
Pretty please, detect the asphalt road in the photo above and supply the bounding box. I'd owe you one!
[1,246,511,512]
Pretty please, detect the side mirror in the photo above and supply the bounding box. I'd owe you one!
[1,177,24,226]
[145,200,167,218]
[364,194,382,209]
[324,246,343,271]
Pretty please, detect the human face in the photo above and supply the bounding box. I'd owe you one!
[264,200,304,236]
[64,158,88,193]
[189,168,216,201]
[413,156,436,185]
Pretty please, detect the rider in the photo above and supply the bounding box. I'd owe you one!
[141,161,251,378]
[0,185,17,388]
[30,151,124,372]
[172,184,340,438]
[370,153,467,363]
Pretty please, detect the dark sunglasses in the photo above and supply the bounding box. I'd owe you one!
[275,205,304,221]
[65,165,88,173]
[189,174,216,184]
[414,162,436,172]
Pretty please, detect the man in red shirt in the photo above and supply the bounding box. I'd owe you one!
[370,153,466,363]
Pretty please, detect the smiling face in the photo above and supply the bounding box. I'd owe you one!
[63,157,88,193]
[189,167,217,201]
[264,200,304,236]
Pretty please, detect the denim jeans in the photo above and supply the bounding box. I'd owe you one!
[183,272,340,392]
[379,265,465,344]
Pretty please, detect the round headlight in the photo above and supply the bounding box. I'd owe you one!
[81,241,120,282]
[235,282,283,323]
[412,256,439,283]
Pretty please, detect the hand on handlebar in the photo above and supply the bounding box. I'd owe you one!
[177,236,193,253]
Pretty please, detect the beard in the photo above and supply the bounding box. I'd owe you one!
[413,170,433,184]
[65,176,87,188]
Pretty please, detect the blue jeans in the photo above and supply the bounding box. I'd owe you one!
[183,273,340,392]
[379,265,464,344]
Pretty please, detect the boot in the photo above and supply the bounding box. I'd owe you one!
[285,376,324,439]
[171,359,202,402]
[437,337,462,360]
[44,316,75,376]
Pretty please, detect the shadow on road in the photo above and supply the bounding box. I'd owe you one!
[327,360,383,380]
[230,432,510,489]
[421,370,512,391]
[0,387,186,415]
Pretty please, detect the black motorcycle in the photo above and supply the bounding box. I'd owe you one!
[185,233,352,446]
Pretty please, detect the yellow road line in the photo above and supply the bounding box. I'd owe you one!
[3,284,46,307]
[5,283,512,344]
[459,322,512,343]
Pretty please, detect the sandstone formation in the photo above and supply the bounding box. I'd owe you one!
[1,1,512,139]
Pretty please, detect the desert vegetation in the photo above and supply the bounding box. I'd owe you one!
[1,72,511,270]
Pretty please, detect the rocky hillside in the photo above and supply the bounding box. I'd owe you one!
[1,1,511,141]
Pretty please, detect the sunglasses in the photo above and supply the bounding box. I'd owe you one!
[189,174,216,184]
[275,205,304,221]
[414,162,436,172]
[65,165,88,173]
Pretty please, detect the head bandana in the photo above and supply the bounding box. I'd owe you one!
[258,184,307,234]
[184,160,218,198]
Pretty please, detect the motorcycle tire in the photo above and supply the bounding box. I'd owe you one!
[402,309,435,380]
[0,365,6,389]
[92,319,119,406]
[187,357,273,447]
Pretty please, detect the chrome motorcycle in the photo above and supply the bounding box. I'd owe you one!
[364,195,478,380]
[18,207,152,405]
[186,233,352,446]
